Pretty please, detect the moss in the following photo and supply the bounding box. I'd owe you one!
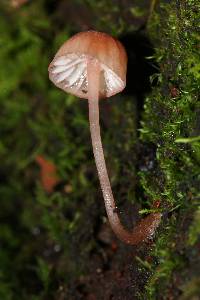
[139,1,200,298]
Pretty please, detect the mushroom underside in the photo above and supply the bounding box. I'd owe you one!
[49,54,124,99]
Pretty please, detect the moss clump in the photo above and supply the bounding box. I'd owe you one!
[139,1,200,298]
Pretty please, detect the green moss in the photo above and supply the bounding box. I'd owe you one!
[139,1,200,298]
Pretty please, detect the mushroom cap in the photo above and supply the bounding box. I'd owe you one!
[48,31,127,99]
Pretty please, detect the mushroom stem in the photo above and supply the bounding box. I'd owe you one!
[87,59,161,245]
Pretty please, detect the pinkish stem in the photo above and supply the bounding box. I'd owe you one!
[87,58,161,245]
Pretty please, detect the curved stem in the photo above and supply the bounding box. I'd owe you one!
[87,59,161,245]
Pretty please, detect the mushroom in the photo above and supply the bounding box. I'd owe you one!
[48,31,161,245]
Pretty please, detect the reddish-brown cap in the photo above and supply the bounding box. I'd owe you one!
[48,31,127,99]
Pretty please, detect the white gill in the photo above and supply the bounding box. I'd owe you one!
[52,65,70,74]
[54,56,71,66]
[56,67,75,83]
[52,54,123,94]
[102,65,124,93]
[75,70,87,90]
[53,57,86,84]
[67,63,86,86]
